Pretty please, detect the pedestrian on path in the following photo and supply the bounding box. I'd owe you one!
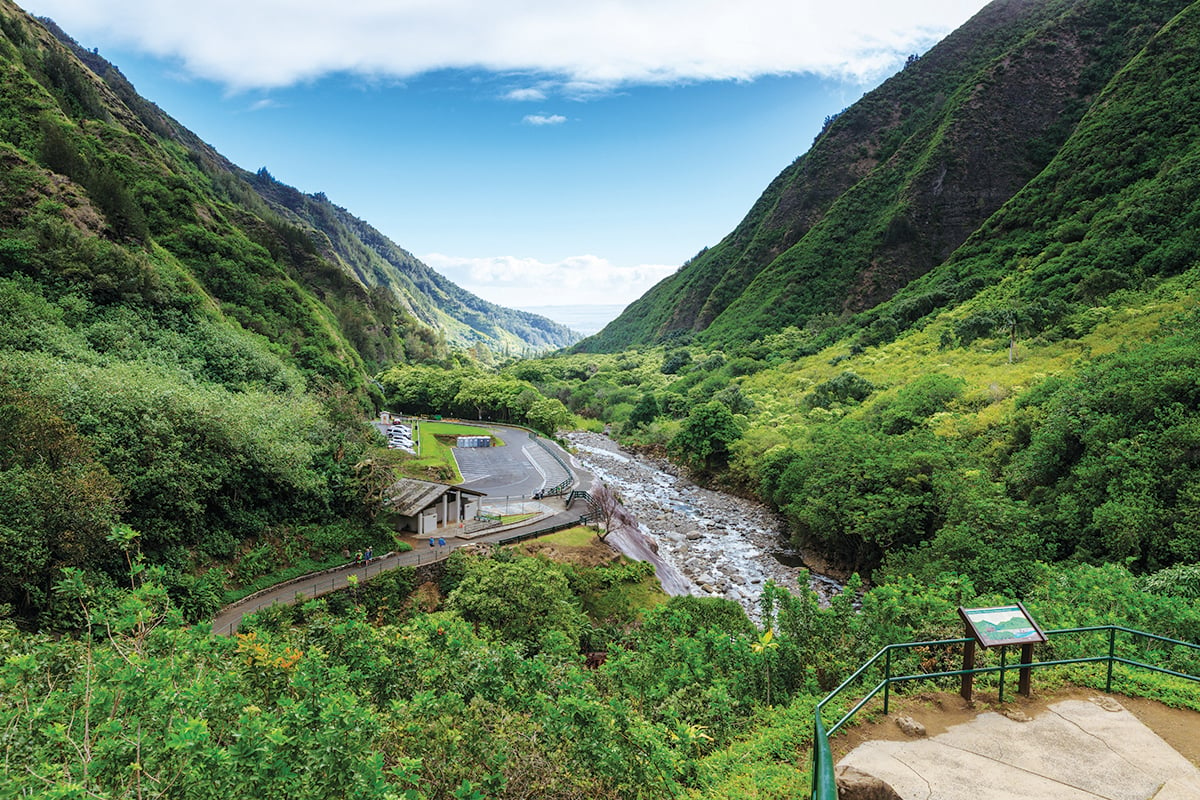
[355,549,362,566]
[365,546,373,561]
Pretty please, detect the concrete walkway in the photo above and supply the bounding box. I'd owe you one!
[836,697,1200,800]
[212,427,594,635]
[210,501,588,635]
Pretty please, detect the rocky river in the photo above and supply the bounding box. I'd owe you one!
[564,432,842,621]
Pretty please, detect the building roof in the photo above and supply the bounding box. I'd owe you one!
[383,478,485,517]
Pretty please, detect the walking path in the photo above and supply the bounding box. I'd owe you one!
[211,427,591,636]
[211,501,589,635]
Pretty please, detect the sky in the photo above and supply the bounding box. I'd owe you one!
[20,0,991,325]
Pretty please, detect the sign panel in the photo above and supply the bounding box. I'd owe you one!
[959,603,1046,648]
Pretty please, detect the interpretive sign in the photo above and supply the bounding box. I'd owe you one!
[957,603,1047,701]
[959,603,1046,648]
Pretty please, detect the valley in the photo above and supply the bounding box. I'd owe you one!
[1,0,1199,797]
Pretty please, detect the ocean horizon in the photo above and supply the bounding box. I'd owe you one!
[519,304,627,337]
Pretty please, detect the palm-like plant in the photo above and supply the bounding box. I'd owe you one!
[752,627,780,705]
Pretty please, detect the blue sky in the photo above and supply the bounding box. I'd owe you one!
[21,1,990,321]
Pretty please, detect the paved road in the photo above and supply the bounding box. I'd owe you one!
[211,425,588,635]
[455,425,574,499]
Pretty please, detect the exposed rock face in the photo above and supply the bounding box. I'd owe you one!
[895,715,927,737]
[836,765,904,800]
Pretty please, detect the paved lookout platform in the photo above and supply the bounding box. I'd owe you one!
[836,697,1200,800]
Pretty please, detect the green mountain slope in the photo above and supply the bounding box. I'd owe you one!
[28,8,576,360]
[864,0,1200,351]
[578,0,1195,352]
[0,1,577,618]
[245,169,578,354]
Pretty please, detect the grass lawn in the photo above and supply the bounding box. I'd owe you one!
[536,526,602,547]
[395,419,511,483]
[397,440,461,482]
[419,420,506,446]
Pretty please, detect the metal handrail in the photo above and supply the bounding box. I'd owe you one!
[811,625,1200,800]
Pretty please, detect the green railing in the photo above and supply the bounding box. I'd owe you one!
[496,515,594,545]
[537,477,573,498]
[811,625,1200,800]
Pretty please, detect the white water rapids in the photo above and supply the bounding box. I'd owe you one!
[564,432,842,621]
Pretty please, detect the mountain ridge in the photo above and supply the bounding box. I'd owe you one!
[576,0,1194,353]
[31,8,577,358]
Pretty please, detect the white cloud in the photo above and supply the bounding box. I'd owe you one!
[27,1,990,91]
[246,98,281,112]
[523,113,567,126]
[504,87,547,102]
[423,253,676,308]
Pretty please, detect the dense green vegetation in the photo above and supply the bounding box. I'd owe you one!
[2,0,1199,797]
[2,547,1196,798]
[0,2,576,625]
[514,299,1200,595]
[377,365,572,437]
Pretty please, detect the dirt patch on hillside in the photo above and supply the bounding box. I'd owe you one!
[830,687,1200,768]
[1120,694,1200,767]
[521,538,621,568]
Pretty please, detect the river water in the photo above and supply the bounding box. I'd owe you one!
[564,432,842,621]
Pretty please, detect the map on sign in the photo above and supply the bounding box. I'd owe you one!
[959,604,1046,648]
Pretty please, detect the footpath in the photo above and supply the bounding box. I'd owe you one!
[212,427,593,635]
[211,502,588,635]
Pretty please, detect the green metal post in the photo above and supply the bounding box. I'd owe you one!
[884,647,892,714]
[812,712,838,800]
[1106,627,1116,692]
[998,646,1007,703]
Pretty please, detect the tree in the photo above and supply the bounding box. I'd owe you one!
[750,628,779,706]
[669,401,742,471]
[801,371,875,411]
[590,483,635,540]
[445,554,585,653]
[525,396,570,436]
[660,349,692,375]
[628,392,659,428]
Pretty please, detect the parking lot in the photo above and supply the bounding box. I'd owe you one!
[454,425,573,499]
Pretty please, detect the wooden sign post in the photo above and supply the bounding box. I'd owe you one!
[958,603,1047,703]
